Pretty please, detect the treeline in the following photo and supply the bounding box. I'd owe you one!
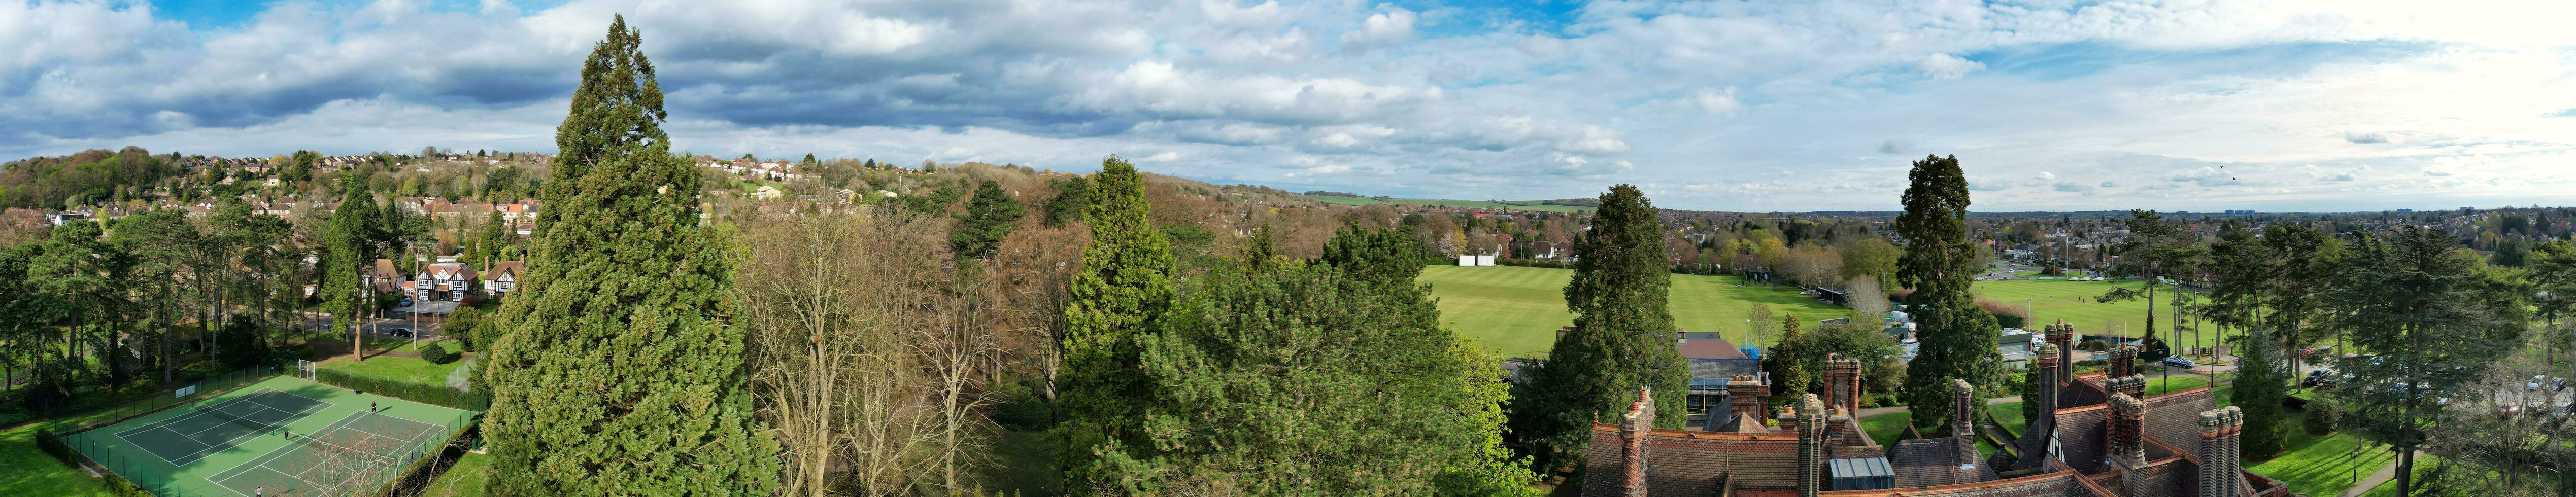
[0,147,183,210]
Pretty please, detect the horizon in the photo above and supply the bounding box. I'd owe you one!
[8,1,2576,212]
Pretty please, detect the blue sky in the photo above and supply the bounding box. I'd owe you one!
[6,1,2576,212]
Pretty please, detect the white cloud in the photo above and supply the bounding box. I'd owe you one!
[1692,87,1744,116]
[1914,53,1986,79]
[1339,6,1414,50]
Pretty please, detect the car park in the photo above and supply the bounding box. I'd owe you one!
[2531,375,2548,391]
[389,328,415,339]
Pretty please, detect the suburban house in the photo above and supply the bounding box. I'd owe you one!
[1585,321,2286,496]
[483,261,526,297]
[412,263,477,302]
[362,259,404,298]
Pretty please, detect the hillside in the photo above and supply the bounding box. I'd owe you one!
[1298,193,1597,212]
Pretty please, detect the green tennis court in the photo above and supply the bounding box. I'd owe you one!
[63,376,478,496]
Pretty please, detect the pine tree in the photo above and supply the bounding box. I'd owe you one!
[479,16,779,495]
[1318,222,1424,286]
[1056,156,1176,489]
[2325,226,2524,494]
[1239,222,1280,274]
[1762,313,1811,396]
[321,173,379,338]
[948,179,1027,260]
[1520,185,1690,468]
[1893,155,1999,431]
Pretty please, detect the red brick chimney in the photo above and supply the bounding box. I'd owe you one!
[1951,379,1978,469]
[1729,374,1765,429]
[2199,407,2244,497]
[2108,374,2146,399]
[1824,353,1862,417]
[2043,321,2076,385]
[2109,342,2137,377]
[1621,388,1654,497]
[2031,342,2061,417]
[2107,393,2146,467]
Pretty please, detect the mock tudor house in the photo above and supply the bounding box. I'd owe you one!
[412,262,477,302]
[1584,320,2286,497]
[482,261,526,297]
[361,259,404,298]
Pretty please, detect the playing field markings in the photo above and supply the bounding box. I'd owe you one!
[108,388,336,467]
[208,411,448,497]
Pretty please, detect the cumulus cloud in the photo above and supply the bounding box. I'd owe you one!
[1915,53,1986,79]
[1339,7,1415,50]
[1692,87,1745,116]
[2054,181,2089,192]
[2342,131,2388,144]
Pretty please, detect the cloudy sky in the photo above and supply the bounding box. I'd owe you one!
[6,1,2576,212]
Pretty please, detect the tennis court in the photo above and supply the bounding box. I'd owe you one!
[63,375,479,496]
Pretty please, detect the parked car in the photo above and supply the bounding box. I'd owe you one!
[389,328,415,339]
[2301,369,2337,388]
[2499,403,2524,418]
[2556,377,2568,392]
[2161,355,2195,369]
[2531,375,2548,391]
[2558,402,2573,419]
[399,297,415,307]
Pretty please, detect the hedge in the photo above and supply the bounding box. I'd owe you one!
[314,367,489,411]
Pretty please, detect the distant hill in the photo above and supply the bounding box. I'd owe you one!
[1295,194,1597,212]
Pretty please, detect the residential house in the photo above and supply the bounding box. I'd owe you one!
[413,263,477,302]
[483,261,526,297]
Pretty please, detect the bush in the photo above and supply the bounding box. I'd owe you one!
[32,427,75,466]
[1976,299,2029,329]
[314,367,487,411]
[989,381,1054,431]
[420,343,455,364]
[2302,400,2337,435]
[1495,258,1571,269]
[446,307,484,352]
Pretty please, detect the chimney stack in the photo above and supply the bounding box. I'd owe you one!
[2031,342,2061,417]
[2107,394,2147,466]
[1951,379,1979,471]
[2109,342,2137,377]
[1729,374,1765,429]
[1825,353,1863,417]
[1621,388,1654,497]
[1797,394,1827,497]
[2043,321,2076,385]
[2197,407,2249,497]
[2109,374,2146,399]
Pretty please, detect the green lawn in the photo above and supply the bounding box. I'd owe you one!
[2251,413,2396,497]
[1419,266,1852,357]
[418,451,490,497]
[0,422,111,496]
[322,353,466,384]
[1860,411,1910,449]
[1989,401,2027,436]
[2355,454,2441,497]
[1970,279,2239,352]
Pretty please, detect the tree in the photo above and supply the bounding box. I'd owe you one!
[320,173,381,358]
[479,16,780,495]
[1518,185,1690,468]
[1056,156,1176,489]
[2204,223,2287,458]
[1318,223,1424,286]
[1042,175,1090,227]
[1746,303,1778,348]
[2326,226,2526,495]
[950,179,1027,260]
[1894,155,1999,431]
[1763,314,1812,396]
[2096,210,2202,354]
[1841,238,1900,285]
[1239,222,1280,274]
[1100,262,1535,494]
[2530,239,2576,366]
[108,209,197,381]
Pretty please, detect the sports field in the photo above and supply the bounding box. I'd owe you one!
[1419,266,1851,357]
[1422,266,2234,358]
[61,375,476,496]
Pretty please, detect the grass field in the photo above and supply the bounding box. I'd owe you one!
[1423,265,2237,358]
[2252,413,2396,497]
[1419,266,1851,357]
[0,422,112,496]
[1297,194,1597,212]
[1970,279,2240,352]
[416,451,489,497]
[322,352,467,385]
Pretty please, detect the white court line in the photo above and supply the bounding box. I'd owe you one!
[160,388,343,466]
[208,412,367,496]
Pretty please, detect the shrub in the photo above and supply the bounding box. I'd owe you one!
[989,381,1054,431]
[420,343,455,364]
[2302,401,2337,435]
[314,367,488,411]
[1976,299,2029,329]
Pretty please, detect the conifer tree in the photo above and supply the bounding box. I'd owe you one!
[1894,155,1999,430]
[479,16,779,495]
[1520,185,1690,467]
[1240,222,1280,274]
[321,173,379,338]
[1056,156,1175,489]
[950,179,1027,260]
[1762,313,1811,396]
[1319,222,1424,286]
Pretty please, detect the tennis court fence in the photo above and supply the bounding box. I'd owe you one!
[48,411,478,497]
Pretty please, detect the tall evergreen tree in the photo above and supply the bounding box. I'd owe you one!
[1319,223,1424,286]
[2326,226,2525,494]
[949,179,1027,260]
[1761,314,1811,396]
[1239,222,1280,274]
[1519,185,1690,467]
[321,173,379,340]
[1056,156,1176,489]
[2205,223,2287,458]
[1893,155,1999,431]
[479,16,779,495]
[2096,210,2202,356]
[1043,175,1092,227]
[1100,259,1535,494]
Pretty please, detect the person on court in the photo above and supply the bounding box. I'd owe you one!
[255,486,264,496]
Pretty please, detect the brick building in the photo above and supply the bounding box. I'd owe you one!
[1582,320,2287,496]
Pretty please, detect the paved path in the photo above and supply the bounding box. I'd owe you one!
[2336,451,2405,497]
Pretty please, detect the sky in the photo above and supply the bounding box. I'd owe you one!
[5,1,2576,212]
